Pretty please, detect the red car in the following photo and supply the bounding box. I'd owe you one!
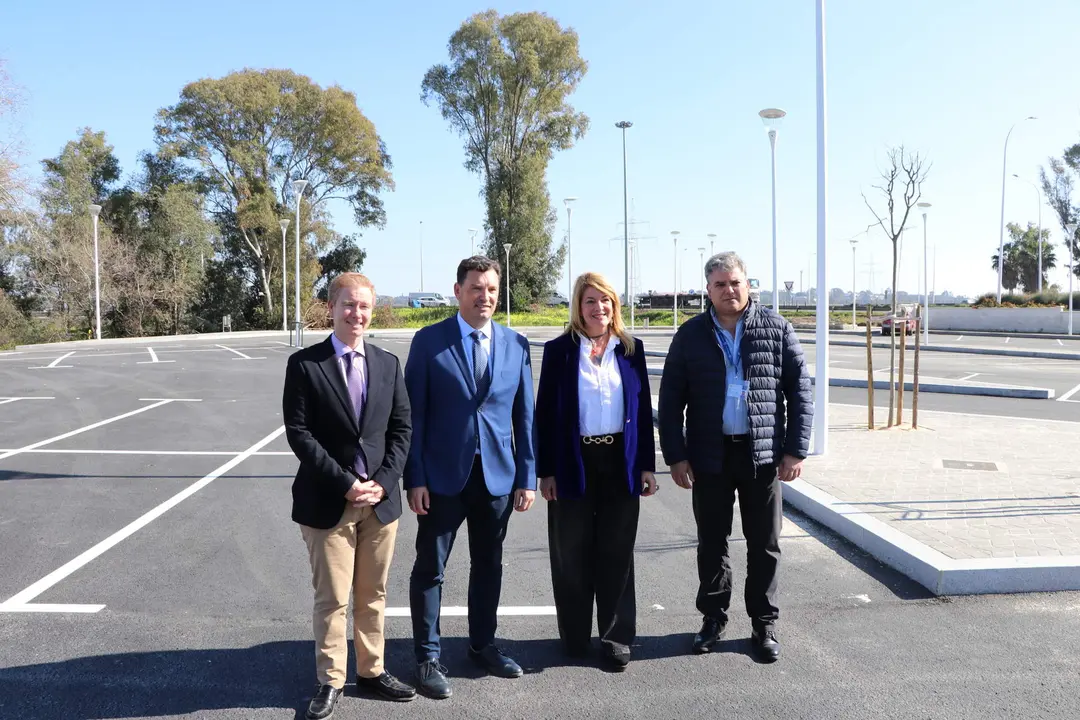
[880,313,917,335]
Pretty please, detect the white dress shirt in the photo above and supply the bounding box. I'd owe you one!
[577,334,625,436]
[330,333,366,389]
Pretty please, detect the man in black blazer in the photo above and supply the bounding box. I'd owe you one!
[283,273,415,718]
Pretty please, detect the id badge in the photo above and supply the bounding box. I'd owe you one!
[726,381,745,400]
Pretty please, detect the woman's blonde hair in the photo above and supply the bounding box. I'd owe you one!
[567,271,635,355]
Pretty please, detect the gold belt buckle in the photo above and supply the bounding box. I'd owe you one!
[584,434,615,445]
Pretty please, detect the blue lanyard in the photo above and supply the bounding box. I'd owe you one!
[710,310,742,375]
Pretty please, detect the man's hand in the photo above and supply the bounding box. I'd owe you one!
[671,461,695,489]
[778,454,804,482]
[539,476,557,502]
[408,487,431,515]
[640,471,658,497]
[514,489,535,512]
[345,479,385,507]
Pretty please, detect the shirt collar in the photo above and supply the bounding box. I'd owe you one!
[577,332,621,354]
[331,332,365,358]
[710,306,744,335]
[457,312,492,340]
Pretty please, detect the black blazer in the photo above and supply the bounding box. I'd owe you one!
[283,336,411,529]
[534,333,655,499]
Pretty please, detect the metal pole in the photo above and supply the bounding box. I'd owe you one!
[812,0,829,454]
[673,235,679,328]
[996,127,1011,302]
[91,212,101,340]
[419,220,424,293]
[291,179,307,347]
[280,221,288,332]
[922,212,929,345]
[504,243,512,326]
[567,206,573,321]
[769,128,779,312]
[619,121,631,329]
[851,243,857,326]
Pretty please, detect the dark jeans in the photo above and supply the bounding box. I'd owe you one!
[692,436,782,630]
[409,456,513,663]
[547,435,640,653]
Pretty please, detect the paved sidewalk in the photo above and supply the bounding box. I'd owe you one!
[789,404,1080,594]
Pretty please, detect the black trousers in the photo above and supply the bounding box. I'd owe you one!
[692,436,782,630]
[410,456,513,663]
[547,435,640,652]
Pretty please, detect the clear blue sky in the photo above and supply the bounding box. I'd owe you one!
[3,0,1079,301]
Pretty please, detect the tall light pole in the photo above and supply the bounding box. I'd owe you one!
[997,116,1036,302]
[617,121,632,328]
[697,247,706,312]
[1013,173,1043,292]
[760,107,786,312]
[707,232,717,258]
[278,219,289,332]
[564,197,577,320]
[88,204,102,340]
[503,243,513,327]
[418,220,424,292]
[290,179,308,347]
[812,0,829,456]
[670,231,681,328]
[468,227,478,256]
[1067,223,1077,336]
[849,238,858,326]
[917,201,931,344]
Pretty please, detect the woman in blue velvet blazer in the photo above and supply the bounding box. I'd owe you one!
[534,271,656,672]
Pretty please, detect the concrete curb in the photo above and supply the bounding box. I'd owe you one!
[780,479,1080,595]
[797,336,1080,362]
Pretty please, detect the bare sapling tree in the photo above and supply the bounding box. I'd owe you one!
[863,145,930,426]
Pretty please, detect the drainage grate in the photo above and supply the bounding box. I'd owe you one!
[941,460,999,471]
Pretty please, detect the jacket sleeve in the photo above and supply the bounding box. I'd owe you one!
[512,335,537,491]
[283,353,355,498]
[780,321,814,459]
[657,329,690,466]
[402,332,429,490]
[635,339,656,472]
[369,353,412,498]
[533,340,558,479]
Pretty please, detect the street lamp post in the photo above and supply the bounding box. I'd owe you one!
[564,197,577,320]
[707,232,717,258]
[917,201,931,345]
[290,179,308,347]
[1013,174,1043,292]
[849,238,858,326]
[697,247,706,312]
[278,219,290,332]
[760,107,786,312]
[503,243,513,326]
[1067,223,1077,336]
[812,0,829,455]
[418,220,424,292]
[88,204,102,340]
[617,121,632,328]
[671,231,681,328]
[997,116,1036,302]
[469,227,478,256]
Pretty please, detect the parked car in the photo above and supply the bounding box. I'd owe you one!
[546,293,569,307]
[881,308,918,335]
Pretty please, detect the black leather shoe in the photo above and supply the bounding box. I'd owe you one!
[692,617,726,654]
[356,672,416,702]
[415,659,452,699]
[468,644,523,678]
[305,684,342,719]
[601,644,631,671]
[751,627,780,663]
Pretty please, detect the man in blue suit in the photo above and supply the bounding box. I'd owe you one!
[404,255,537,699]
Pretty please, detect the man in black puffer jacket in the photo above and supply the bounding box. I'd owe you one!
[658,251,812,663]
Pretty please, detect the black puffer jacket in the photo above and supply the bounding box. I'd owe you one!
[658,300,813,473]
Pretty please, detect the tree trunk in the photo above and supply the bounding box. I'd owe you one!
[888,238,898,426]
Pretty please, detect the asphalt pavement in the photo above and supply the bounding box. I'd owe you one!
[1,334,1078,719]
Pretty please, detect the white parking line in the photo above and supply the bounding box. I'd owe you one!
[1005,337,1011,344]
[0,400,175,462]
[1058,339,1065,346]
[0,396,55,406]
[0,425,286,611]
[958,373,980,381]
[0,603,105,613]
[1057,381,1080,403]
[0,351,23,356]
[0,448,293,457]
[137,347,175,365]
[216,344,265,360]
[954,336,963,341]
[29,351,75,369]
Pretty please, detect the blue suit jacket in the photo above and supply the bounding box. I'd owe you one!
[403,316,536,496]
[533,333,655,499]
